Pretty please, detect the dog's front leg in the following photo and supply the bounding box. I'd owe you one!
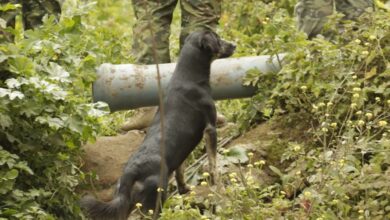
[175,163,190,194]
[205,124,217,185]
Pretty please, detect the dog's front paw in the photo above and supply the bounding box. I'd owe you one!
[178,184,191,194]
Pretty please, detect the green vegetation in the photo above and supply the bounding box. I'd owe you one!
[1,0,389,219]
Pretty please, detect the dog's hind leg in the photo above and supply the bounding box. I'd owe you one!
[175,163,190,194]
[205,124,218,185]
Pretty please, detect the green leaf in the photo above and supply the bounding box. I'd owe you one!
[4,169,18,179]
[0,3,21,11]
[46,62,71,83]
[0,88,10,97]
[0,113,12,129]
[269,165,283,177]
[224,145,249,164]
[15,162,34,175]
[36,116,64,130]
[8,56,35,76]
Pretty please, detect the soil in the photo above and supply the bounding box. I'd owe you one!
[82,130,145,200]
[81,115,308,204]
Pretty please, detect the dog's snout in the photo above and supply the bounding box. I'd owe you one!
[217,40,236,58]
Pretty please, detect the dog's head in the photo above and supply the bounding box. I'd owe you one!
[186,30,236,59]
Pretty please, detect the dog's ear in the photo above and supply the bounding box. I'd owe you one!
[199,31,220,54]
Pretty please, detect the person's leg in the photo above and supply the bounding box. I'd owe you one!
[294,0,374,39]
[294,0,334,39]
[179,0,221,48]
[179,0,226,127]
[123,0,178,132]
[0,0,61,31]
[335,0,374,20]
[131,0,178,64]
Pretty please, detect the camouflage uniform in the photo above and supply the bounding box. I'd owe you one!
[121,0,223,132]
[295,0,374,38]
[131,0,221,64]
[0,0,62,30]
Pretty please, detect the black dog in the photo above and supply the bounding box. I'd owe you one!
[81,30,236,220]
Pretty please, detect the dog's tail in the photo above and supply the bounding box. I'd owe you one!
[81,176,135,220]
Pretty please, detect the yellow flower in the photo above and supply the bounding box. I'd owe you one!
[318,102,325,107]
[247,164,253,168]
[378,121,388,127]
[365,112,373,119]
[356,111,362,115]
[202,172,210,178]
[259,160,266,165]
[352,75,357,79]
[135,203,142,209]
[357,120,365,126]
[304,191,312,198]
[200,181,208,186]
[322,127,328,132]
[353,87,361,92]
[229,172,237,178]
[358,209,364,214]
[354,39,361,44]
[148,209,154,215]
[293,145,301,151]
[157,187,164,192]
[247,152,254,157]
[353,93,360,98]
[327,102,333,107]
[369,35,376,40]
[300,85,307,91]
[361,51,369,55]
[375,97,381,102]
[296,171,301,175]
[351,103,357,109]
[330,122,337,128]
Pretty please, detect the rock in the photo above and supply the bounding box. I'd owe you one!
[82,130,145,189]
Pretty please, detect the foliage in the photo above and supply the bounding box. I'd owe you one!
[1,0,389,219]
[0,2,114,219]
[155,1,390,219]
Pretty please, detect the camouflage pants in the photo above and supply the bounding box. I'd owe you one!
[295,0,374,38]
[0,0,61,30]
[131,0,221,64]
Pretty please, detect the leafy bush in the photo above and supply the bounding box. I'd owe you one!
[151,1,390,219]
[0,2,112,219]
[1,0,389,219]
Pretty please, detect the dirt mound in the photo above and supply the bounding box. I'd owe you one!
[81,116,307,202]
[82,130,145,200]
